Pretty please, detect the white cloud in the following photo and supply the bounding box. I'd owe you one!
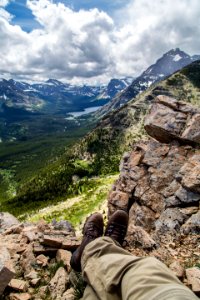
[0,0,12,21]
[113,0,200,74]
[0,0,10,7]
[0,0,200,84]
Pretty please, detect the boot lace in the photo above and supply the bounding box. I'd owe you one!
[106,222,127,244]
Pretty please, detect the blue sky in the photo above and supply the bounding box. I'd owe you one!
[0,0,200,83]
[6,0,40,31]
[6,0,124,32]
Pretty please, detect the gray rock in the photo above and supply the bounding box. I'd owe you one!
[181,211,200,234]
[52,220,75,233]
[0,212,20,233]
[155,208,186,234]
[175,187,200,204]
[127,224,157,249]
[164,196,181,208]
[162,180,181,198]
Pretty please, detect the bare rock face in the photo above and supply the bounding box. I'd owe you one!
[108,140,200,240]
[108,97,200,255]
[144,95,200,143]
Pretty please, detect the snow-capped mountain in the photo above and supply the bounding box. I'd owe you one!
[0,77,130,115]
[97,48,200,116]
[98,77,134,99]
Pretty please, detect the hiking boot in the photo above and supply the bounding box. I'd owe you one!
[70,212,104,272]
[105,210,129,245]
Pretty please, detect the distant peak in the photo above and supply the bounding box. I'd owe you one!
[46,79,63,85]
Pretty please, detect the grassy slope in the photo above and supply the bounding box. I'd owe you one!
[1,61,200,221]
[27,175,118,230]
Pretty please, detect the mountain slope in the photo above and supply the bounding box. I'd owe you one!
[97,48,200,117]
[71,59,200,173]
[4,60,200,218]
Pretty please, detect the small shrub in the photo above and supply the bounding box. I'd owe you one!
[73,272,86,300]
[48,261,65,278]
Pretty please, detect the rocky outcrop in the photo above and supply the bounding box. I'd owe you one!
[108,139,200,239]
[0,217,80,299]
[108,96,200,294]
[145,95,200,144]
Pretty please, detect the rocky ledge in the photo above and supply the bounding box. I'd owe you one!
[0,214,80,299]
[108,95,200,295]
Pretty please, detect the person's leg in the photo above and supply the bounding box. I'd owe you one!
[73,210,129,300]
[70,212,104,272]
[82,285,99,300]
[82,236,198,300]
[72,210,198,300]
[81,236,138,300]
[121,256,198,300]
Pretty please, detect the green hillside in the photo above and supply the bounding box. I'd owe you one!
[1,60,200,221]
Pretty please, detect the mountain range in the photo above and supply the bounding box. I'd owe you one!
[0,77,133,117]
[97,48,200,116]
[1,48,200,120]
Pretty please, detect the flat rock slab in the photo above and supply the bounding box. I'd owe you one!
[8,279,28,292]
[9,293,32,300]
[144,95,200,144]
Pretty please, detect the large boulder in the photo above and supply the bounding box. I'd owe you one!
[144,95,200,144]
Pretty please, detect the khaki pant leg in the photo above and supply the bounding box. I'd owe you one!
[121,256,198,300]
[82,285,99,300]
[81,237,198,300]
[81,236,144,300]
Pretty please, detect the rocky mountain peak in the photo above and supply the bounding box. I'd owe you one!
[97,49,200,117]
